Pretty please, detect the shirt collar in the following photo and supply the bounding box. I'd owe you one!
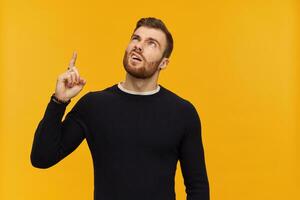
[117,82,160,95]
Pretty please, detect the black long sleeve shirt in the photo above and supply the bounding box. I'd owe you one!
[30,83,210,200]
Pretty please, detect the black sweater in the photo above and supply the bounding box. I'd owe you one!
[30,83,210,200]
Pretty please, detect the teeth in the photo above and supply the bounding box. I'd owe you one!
[132,54,141,61]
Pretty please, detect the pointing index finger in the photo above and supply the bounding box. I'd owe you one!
[69,51,77,68]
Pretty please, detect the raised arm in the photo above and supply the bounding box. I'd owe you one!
[30,51,88,169]
[179,102,210,200]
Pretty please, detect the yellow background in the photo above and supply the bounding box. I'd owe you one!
[1,0,299,199]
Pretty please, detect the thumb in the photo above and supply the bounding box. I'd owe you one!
[79,77,86,85]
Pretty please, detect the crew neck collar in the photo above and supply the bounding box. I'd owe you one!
[117,81,160,95]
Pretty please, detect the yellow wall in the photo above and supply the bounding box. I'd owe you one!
[1,0,299,199]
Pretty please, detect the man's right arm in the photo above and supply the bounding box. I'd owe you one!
[30,93,89,169]
[30,51,88,169]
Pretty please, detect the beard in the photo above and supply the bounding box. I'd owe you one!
[122,50,163,79]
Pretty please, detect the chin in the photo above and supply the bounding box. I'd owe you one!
[125,65,148,79]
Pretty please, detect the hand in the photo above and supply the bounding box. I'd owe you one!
[54,51,87,102]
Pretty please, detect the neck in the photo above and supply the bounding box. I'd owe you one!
[121,72,160,92]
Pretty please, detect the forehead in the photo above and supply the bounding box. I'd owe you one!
[133,26,167,47]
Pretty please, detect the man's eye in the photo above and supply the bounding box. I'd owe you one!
[149,41,157,47]
[132,37,138,41]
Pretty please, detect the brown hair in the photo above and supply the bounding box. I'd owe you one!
[133,17,174,58]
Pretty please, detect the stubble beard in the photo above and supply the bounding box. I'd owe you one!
[122,50,163,79]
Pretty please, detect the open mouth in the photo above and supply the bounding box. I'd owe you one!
[131,52,143,62]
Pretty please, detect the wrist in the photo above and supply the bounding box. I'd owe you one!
[51,93,71,104]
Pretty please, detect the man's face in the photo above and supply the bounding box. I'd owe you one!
[123,26,168,79]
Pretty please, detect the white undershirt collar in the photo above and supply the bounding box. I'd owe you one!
[117,82,160,95]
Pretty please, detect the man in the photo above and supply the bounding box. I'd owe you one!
[30,17,210,200]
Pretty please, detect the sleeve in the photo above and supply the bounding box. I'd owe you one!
[179,101,210,200]
[30,92,91,169]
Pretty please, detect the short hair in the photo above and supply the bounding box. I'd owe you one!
[133,17,174,58]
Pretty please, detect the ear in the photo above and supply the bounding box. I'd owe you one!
[159,58,169,70]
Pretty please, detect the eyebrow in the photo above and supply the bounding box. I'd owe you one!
[131,34,161,48]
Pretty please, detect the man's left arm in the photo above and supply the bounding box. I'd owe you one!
[179,102,210,200]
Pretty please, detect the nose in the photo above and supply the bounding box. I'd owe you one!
[133,41,143,53]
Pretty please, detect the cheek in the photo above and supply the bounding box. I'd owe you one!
[144,50,162,62]
[125,44,133,53]
[125,46,131,53]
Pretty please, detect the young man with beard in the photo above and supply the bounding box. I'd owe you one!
[30,17,210,200]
